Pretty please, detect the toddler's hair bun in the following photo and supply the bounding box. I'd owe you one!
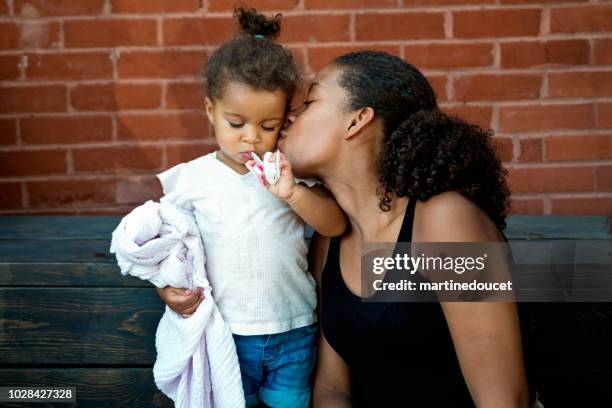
[234,5,281,39]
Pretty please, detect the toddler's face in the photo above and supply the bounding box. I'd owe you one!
[205,82,287,174]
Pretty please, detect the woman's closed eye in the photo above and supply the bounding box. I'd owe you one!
[290,100,314,116]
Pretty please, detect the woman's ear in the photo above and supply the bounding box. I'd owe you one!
[345,107,375,139]
[204,97,215,125]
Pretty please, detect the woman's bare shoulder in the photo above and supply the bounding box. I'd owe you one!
[415,191,502,242]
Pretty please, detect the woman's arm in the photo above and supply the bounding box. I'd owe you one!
[312,333,353,408]
[419,191,530,408]
[308,232,353,407]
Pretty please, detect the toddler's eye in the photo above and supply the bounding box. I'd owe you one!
[262,125,276,132]
[229,122,243,128]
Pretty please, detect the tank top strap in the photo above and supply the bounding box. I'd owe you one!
[397,196,417,243]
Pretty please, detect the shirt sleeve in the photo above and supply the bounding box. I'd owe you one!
[156,162,188,195]
[295,177,323,188]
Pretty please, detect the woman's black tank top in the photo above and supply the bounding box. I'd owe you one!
[321,198,477,407]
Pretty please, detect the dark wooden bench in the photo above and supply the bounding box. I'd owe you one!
[0,215,610,407]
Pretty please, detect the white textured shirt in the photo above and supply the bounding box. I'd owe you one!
[156,151,317,335]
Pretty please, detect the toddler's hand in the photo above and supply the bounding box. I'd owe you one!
[155,286,204,318]
[247,151,297,201]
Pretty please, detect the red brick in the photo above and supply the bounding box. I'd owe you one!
[509,198,544,215]
[428,75,448,102]
[508,166,593,193]
[406,0,493,4]
[26,21,62,49]
[305,0,395,8]
[545,134,612,161]
[499,104,593,132]
[549,71,612,99]
[0,1,9,14]
[595,166,612,192]
[501,40,589,68]
[0,119,17,145]
[551,4,612,33]
[117,50,206,79]
[281,14,351,43]
[116,175,161,205]
[552,197,612,215]
[211,0,298,11]
[0,22,20,48]
[21,116,112,144]
[307,45,400,72]
[454,9,541,38]
[26,52,112,80]
[73,146,163,173]
[0,182,22,209]
[594,39,612,65]
[14,0,105,16]
[404,43,493,69]
[0,85,67,114]
[71,83,161,111]
[356,12,444,41]
[112,0,200,13]
[65,19,157,47]
[518,138,542,162]
[443,105,493,130]
[117,112,210,141]
[489,137,513,162]
[502,0,585,3]
[0,55,21,80]
[166,81,205,109]
[27,179,116,208]
[597,103,612,128]
[167,143,218,166]
[454,74,541,102]
[0,150,66,177]
[289,46,308,71]
[163,17,235,46]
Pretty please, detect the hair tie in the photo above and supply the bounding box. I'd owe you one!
[254,34,265,40]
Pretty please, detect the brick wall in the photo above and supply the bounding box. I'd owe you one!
[0,0,610,215]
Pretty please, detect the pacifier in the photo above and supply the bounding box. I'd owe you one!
[246,150,281,185]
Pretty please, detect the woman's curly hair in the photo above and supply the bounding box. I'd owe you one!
[332,51,510,230]
[204,6,300,105]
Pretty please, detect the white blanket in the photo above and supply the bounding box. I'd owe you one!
[110,196,245,408]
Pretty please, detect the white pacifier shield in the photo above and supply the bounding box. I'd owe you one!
[263,151,280,185]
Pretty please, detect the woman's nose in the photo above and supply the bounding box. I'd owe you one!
[284,114,296,129]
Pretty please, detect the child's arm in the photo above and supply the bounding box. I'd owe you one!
[286,182,347,237]
[248,152,347,237]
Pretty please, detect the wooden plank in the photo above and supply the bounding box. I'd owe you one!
[0,288,163,365]
[0,239,115,264]
[0,215,610,241]
[0,368,173,407]
[0,263,152,287]
[0,239,156,287]
[0,216,122,240]
[505,215,611,240]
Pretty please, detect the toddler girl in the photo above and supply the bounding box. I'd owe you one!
[156,7,346,408]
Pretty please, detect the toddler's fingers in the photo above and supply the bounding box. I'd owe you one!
[171,287,191,296]
[182,295,204,316]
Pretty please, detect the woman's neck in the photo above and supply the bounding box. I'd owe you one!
[323,163,408,242]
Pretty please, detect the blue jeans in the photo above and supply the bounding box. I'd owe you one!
[232,323,318,408]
